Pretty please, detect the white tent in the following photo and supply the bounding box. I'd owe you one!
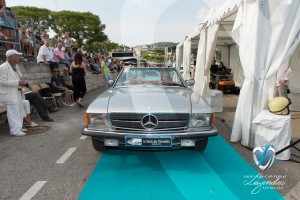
[180,0,300,147]
[182,37,192,80]
[194,24,220,104]
[193,0,239,103]
[175,41,184,70]
[176,33,200,80]
[231,0,300,147]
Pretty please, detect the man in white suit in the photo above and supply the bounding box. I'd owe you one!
[0,49,27,136]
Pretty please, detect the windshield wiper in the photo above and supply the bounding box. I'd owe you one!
[158,82,183,87]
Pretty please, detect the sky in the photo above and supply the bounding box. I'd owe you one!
[7,0,223,47]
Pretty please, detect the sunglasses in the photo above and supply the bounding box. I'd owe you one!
[54,71,59,72]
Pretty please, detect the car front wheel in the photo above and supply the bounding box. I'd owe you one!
[195,138,208,151]
[92,137,106,152]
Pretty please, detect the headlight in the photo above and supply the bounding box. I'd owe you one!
[85,113,110,128]
[189,113,212,127]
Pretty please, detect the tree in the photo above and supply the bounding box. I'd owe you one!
[141,53,164,63]
[12,6,53,33]
[12,6,108,46]
[85,40,123,54]
[51,11,107,46]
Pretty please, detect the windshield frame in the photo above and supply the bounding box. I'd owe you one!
[113,67,186,88]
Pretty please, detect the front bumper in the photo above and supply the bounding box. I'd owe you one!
[82,126,218,137]
[81,125,218,148]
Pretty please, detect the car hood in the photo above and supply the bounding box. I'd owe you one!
[87,86,212,114]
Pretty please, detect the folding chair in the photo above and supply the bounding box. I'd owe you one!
[39,83,61,108]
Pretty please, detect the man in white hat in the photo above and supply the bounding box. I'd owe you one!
[0,49,27,136]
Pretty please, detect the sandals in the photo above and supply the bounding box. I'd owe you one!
[76,101,84,108]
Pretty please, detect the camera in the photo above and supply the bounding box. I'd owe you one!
[24,82,30,88]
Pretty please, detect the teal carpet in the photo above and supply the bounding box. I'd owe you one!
[79,136,283,200]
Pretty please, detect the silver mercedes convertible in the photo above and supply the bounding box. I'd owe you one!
[82,67,218,151]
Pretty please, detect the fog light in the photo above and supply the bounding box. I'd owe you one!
[181,139,195,147]
[104,139,119,147]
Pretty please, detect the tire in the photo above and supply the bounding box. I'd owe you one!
[195,138,208,151]
[92,137,106,152]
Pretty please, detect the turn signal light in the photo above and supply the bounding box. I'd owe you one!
[211,113,215,124]
[84,112,89,125]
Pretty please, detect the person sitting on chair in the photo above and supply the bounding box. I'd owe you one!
[61,67,74,90]
[51,69,74,107]
[22,100,38,128]
[24,91,59,122]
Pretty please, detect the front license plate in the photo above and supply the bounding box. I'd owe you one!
[125,136,172,148]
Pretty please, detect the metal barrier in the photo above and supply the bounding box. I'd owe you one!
[16,17,38,61]
[0,24,21,62]
[0,17,38,62]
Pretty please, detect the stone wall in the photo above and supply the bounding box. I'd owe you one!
[0,63,119,124]
[19,62,119,92]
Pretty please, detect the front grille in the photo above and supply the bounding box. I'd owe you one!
[110,113,189,131]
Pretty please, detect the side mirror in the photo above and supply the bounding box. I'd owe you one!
[185,79,195,86]
[108,80,114,86]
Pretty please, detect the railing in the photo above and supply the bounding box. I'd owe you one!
[16,17,38,61]
[0,24,21,62]
[0,17,38,63]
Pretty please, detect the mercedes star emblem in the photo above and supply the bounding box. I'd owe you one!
[141,114,158,129]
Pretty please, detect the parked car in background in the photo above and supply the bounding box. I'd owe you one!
[109,51,148,67]
[82,67,218,151]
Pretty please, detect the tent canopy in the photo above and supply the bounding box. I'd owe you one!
[179,0,300,147]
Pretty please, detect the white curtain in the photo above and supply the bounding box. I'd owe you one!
[194,28,207,96]
[182,38,192,80]
[220,46,229,67]
[231,0,300,147]
[175,42,184,70]
[203,24,220,103]
[229,44,244,87]
[194,24,220,104]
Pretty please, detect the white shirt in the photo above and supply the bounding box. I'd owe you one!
[37,45,54,63]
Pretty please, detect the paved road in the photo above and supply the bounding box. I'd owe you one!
[0,88,299,200]
[0,88,104,200]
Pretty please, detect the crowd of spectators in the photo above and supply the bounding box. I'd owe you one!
[1,4,133,71]
[0,1,125,74]
[0,0,128,136]
[0,0,17,50]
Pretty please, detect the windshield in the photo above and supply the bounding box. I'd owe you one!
[115,67,185,87]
